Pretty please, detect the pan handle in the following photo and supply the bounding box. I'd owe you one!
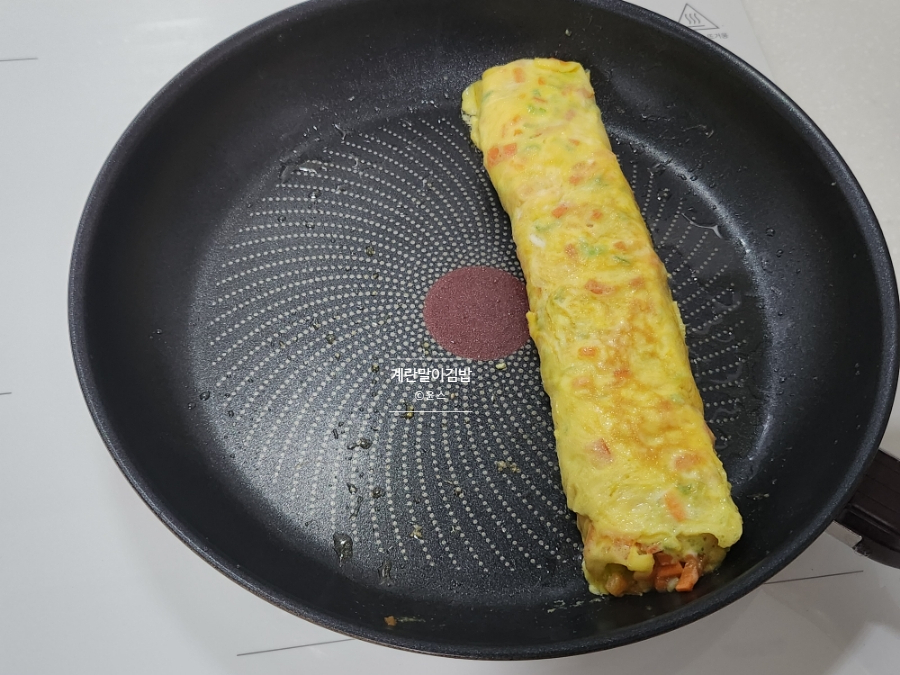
[829,449,900,568]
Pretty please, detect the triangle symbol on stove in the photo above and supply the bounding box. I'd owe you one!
[678,4,719,30]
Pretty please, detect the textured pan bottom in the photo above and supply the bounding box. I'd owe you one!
[189,108,764,599]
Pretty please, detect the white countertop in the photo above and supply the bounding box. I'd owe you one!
[744,0,900,460]
[1,1,899,673]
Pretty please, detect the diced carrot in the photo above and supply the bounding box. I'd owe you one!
[564,243,578,259]
[664,492,687,522]
[533,96,547,103]
[513,67,525,83]
[676,556,702,592]
[569,138,581,146]
[486,143,517,168]
[537,77,546,85]
[613,241,627,251]
[590,209,603,220]
[613,367,631,381]
[655,553,676,566]
[675,453,699,471]
[551,204,569,218]
[585,279,613,295]
[657,563,684,579]
[651,553,683,594]
[578,346,597,358]
[568,175,585,185]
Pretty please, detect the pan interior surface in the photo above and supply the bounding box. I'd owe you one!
[192,107,763,602]
[71,0,896,659]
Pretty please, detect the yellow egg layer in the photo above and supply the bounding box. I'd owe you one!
[462,58,742,595]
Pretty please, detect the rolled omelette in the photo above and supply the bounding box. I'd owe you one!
[461,58,742,596]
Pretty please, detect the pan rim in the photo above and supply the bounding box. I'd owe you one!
[67,0,900,660]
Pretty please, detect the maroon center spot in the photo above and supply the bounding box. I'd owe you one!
[423,266,530,360]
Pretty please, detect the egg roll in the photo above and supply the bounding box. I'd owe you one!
[462,58,742,595]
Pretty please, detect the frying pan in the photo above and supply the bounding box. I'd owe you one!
[69,0,900,660]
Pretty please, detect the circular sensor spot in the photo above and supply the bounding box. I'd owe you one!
[423,266,530,360]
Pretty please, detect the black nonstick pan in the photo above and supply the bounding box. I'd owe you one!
[69,0,900,660]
